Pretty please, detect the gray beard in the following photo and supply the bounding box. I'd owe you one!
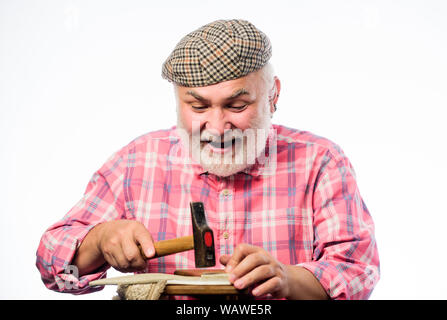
[176,112,271,177]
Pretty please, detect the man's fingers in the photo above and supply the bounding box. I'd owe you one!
[134,226,155,259]
[219,254,231,266]
[251,276,284,298]
[231,251,269,278]
[96,220,154,272]
[111,244,131,271]
[121,237,146,270]
[103,251,119,270]
[225,243,256,273]
[220,243,288,297]
[233,262,273,290]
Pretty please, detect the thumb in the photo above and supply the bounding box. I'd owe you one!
[134,226,155,259]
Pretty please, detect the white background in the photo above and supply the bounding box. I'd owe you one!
[1,0,446,299]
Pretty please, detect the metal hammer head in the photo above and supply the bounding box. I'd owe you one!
[190,202,216,268]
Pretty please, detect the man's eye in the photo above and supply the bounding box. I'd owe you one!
[191,106,208,110]
[227,105,247,110]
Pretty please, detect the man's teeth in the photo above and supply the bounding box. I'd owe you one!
[204,138,235,148]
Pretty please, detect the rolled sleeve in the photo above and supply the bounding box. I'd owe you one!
[36,224,108,294]
[300,149,380,300]
[36,151,126,294]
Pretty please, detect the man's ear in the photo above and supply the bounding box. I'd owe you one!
[269,76,281,114]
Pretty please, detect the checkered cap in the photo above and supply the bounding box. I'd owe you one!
[162,19,272,87]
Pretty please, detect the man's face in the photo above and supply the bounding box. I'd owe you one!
[175,69,276,177]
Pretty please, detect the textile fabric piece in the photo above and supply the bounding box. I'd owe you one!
[89,272,230,286]
[162,19,272,87]
[114,281,167,300]
[36,124,380,299]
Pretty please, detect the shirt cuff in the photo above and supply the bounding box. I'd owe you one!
[49,225,110,294]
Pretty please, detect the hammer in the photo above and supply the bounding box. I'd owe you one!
[138,202,215,268]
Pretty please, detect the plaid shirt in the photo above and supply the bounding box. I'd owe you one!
[36,124,379,299]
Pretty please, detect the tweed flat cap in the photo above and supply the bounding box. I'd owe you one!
[162,19,272,87]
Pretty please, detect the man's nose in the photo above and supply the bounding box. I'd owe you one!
[204,108,232,136]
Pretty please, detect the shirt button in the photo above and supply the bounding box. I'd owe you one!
[223,231,229,239]
[222,189,230,196]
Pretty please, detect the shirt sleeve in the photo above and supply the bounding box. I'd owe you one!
[35,150,127,294]
[298,148,380,300]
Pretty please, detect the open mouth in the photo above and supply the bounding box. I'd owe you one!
[201,137,237,150]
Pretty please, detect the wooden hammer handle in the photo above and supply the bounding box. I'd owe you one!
[138,235,194,259]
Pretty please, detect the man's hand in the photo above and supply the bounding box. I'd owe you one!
[74,220,155,276]
[220,243,329,300]
[220,243,290,298]
[96,220,155,273]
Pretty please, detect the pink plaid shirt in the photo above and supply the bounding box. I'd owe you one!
[36,124,379,299]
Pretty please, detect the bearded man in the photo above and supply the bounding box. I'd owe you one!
[36,19,379,300]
